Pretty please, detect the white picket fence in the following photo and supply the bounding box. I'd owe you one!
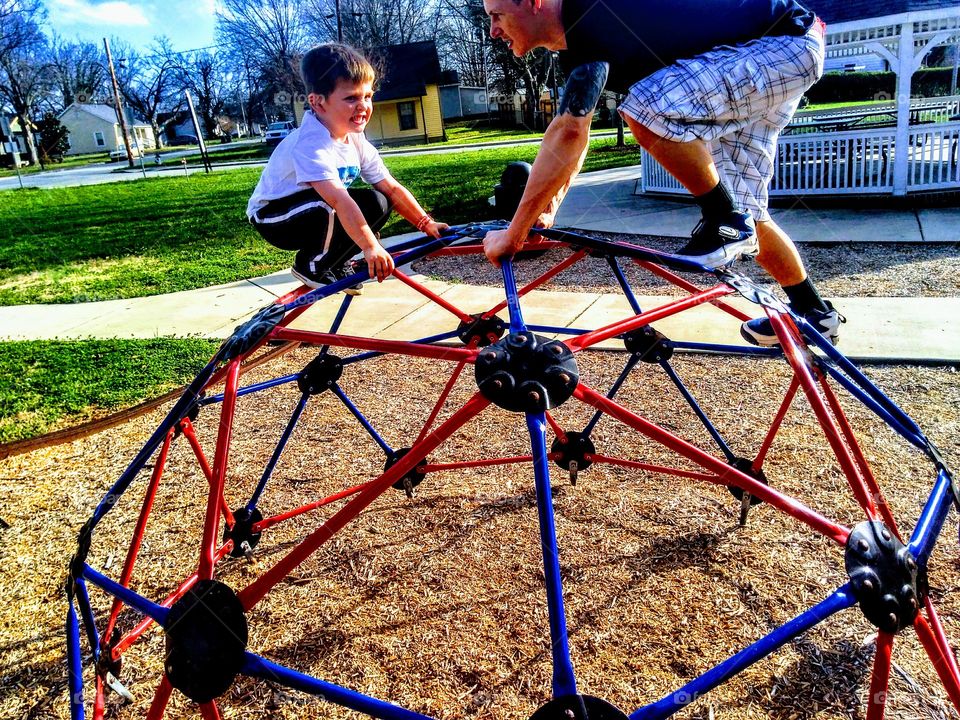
[639,121,960,196]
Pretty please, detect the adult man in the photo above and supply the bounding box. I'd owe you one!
[480,0,843,346]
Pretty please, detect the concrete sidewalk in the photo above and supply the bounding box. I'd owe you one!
[1,166,958,363]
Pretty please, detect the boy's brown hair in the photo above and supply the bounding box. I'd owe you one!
[300,43,376,98]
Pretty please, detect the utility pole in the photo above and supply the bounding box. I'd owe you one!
[335,0,344,41]
[104,38,135,169]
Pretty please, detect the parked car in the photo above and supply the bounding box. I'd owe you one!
[264,121,295,146]
[109,146,141,161]
[167,134,199,147]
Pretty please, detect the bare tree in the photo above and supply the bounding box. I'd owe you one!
[121,36,180,148]
[435,0,487,87]
[216,0,307,120]
[175,49,230,138]
[0,0,51,164]
[305,0,439,47]
[48,35,107,109]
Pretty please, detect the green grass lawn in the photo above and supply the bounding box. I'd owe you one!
[0,338,220,444]
[0,136,638,306]
[0,151,115,179]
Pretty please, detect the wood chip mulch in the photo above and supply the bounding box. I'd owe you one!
[3,243,960,720]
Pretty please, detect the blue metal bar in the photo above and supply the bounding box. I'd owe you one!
[909,468,954,568]
[202,373,299,406]
[798,322,926,443]
[608,256,643,314]
[583,354,642,437]
[331,384,393,456]
[670,341,781,358]
[526,412,578,698]
[75,578,100,662]
[525,324,591,337]
[535,227,711,274]
[341,331,462,366]
[659,360,736,461]
[241,652,436,720]
[819,362,928,451]
[66,593,85,720]
[82,565,170,627]
[321,293,354,354]
[247,393,310,510]
[92,356,221,526]
[632,586,856,720]
[501,260,527,334]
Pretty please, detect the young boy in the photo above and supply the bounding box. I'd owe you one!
[247,43,448,293]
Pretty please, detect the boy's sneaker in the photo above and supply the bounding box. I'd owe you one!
[332,261,363,296]
[291,254,338,289]
[740,301,845,347]
[674,210,758,268]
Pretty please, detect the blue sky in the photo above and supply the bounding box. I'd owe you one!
[47,0,216,52]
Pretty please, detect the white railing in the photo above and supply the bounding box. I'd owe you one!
[639,121,960,197]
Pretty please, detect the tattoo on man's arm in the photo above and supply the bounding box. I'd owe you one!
[558,62,609,117]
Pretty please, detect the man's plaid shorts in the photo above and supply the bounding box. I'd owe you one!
[619,22,825,221]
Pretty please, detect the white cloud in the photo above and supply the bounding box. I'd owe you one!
[50,0,150,27]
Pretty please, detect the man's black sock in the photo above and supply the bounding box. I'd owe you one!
[694,181,736,218]
[784,278,829,314]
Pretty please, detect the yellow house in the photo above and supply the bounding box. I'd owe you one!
[296,41,445,146]
[58,103,156,156]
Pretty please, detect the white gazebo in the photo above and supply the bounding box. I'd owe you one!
[640,1,960,198]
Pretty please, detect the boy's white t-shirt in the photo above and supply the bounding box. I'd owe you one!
[247,111,390,219]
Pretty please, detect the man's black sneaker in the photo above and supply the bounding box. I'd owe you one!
[332,261,363,296]
[740,301,845,347]
[291,253,338,290]
[674,210,758,268]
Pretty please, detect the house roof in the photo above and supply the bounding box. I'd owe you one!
[59,103,150,128]
[371,41,442,102]
[811,0,959,24]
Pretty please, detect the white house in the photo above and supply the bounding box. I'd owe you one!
[58,103,156,157]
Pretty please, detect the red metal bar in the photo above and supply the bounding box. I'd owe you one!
[198,361,241,580]
[113,544,232,656]
[771,313,879,522]
[926,598,960,688]
[573,383,850,545]
[181,419,234,527]
[200,701,223,720]
[637,260,754,322]
[915,611,960,712]
[423,455,535,472]
[483,249,589,318]
[273,327,477,363]
[239,392,491,611]
[392,270,474,323]
[146,676,173,720]
[253,481,374,533]
[568,284,735,352]
[866,631,894,720]
[415,358,469,445]
[93,674,105,720]
[818,374,900,537]
[753,376,802,469]
[102,428,174,653]
[545,412,568,444]
[587,453,718,482]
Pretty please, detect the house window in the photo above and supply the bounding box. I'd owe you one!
[94,131,105,147]
[397,101,417,131]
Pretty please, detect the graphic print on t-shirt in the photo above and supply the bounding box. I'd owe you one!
[339,165,360,187]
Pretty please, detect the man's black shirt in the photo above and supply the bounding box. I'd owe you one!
[559,0,816,95]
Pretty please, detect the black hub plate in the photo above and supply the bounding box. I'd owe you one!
[551,432,596,473]
[298,353,343,395]
[529,695,630,720]
[845,520,927,634]
[224,507,264,558]
[164,580,248,703]
[622,325,673,362]
[726,457,767,507]
[457,313,507,347]
[475,333,579,413]
[385,447,429,494]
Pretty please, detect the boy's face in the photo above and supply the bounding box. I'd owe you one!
[309,79,374,139]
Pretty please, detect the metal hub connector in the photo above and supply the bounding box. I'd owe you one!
[845,520,927,634]
[475,333,579,414]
